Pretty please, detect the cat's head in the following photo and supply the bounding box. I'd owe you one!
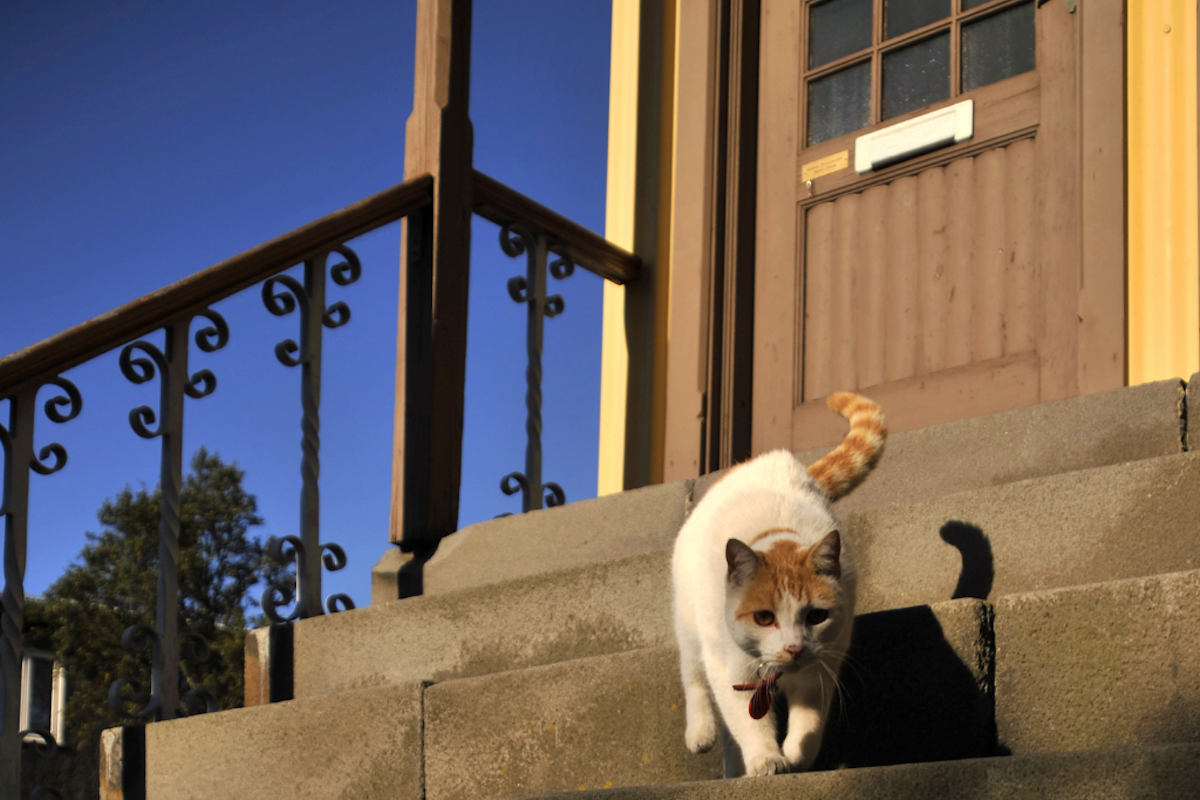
[723,531,850,672]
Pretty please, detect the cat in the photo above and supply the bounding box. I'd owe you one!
[672,391,886,776]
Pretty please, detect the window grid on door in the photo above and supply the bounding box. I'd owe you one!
[802,0,1036,147]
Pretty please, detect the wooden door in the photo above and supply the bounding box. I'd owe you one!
[751,0,1126,452]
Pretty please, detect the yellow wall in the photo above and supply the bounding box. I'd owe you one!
[1128,0,1199,385]
[597,0,640,496]
[598,0,675,494]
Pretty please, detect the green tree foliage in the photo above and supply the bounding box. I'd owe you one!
[23,449,287,798]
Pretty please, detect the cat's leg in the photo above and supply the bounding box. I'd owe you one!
[705,661,787,776]
[677,626,718,753]
[779,667,836,770]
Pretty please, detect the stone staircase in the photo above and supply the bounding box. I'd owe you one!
[136,377,1200,799]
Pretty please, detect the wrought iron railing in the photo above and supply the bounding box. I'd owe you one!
[0,169,638,799]
[473,171,638,514]
[0,175,431,798]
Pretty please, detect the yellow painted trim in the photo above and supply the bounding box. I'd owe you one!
[1128,0,1199,385]
[599,0,676,495]
[598,281,629,496]
[598,0,640,496]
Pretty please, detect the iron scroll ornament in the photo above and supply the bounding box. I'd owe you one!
[496,224,573,514]
[500,472,566,509]
[20,378,84,478]
[108,625,162,718]
[109,309,228,721]
[260,246,360,620]
[0,378,82,503]
[1,376,80,800]
[179,632,219,714]
[262,244,361,366]
[261,535,355,623]
[108,626,218,718]
[20,729,66,799]
[118,309,229,437]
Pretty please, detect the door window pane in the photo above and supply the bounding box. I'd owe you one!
[962,2,1036,92]
[808,61,872,144]
[885,0,951,39]
[882,32,950,119]
[809,0,874,68]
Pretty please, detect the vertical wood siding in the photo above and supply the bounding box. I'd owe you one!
[802,139,1037,401]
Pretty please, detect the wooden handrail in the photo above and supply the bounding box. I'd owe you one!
[472,170,641,285]
[0,174,433,395]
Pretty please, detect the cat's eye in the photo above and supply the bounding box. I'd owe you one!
[807,608,830,626]
[753,610,776,627]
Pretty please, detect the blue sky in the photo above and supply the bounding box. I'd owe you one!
[1,0,613,610]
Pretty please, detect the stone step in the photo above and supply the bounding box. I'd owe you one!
[420,479,690,597]
[294,549,674,699]
[790,376,1185,518]
[420,571,1200,800]
[298,450,1200,698]
[519,743,1200,800]
[843,449,1200,613]
[995,568,1200,756]
[143,682,424,800]
[161,570,1199,800]
[422,599,993,800]
[417,379,1185,597]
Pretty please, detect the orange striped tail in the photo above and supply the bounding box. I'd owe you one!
[805,392,887,501]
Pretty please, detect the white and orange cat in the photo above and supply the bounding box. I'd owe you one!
[672,392,886,776]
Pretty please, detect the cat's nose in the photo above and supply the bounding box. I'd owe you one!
[784,644,804,660]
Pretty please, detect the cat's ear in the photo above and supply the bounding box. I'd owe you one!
[725,539,761,586]
[809,530,842,578]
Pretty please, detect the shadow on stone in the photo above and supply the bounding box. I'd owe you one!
[940,520,995,600]
[371,541,441,603]
[398,542,439,599]
[812,603,997,769]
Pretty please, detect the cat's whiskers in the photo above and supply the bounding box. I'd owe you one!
[820,647,859,690]
[816,657,852,725]
[818,665,827,719]
[821,646,869,684]
[736,659,773,685]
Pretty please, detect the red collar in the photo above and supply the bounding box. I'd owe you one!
[733,671,780,719]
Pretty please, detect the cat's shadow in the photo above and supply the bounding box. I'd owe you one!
[809,601,997,770]
[940,520,995,601]
[812,521,997,769]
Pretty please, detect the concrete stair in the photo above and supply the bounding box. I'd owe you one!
[294,448,1200,701]
[419,378,1185,596]
[420,598,995,800]
[995,569,1200,755]
[144,683,423,800]
[518,744,1200,800]
[136,378,1200,799]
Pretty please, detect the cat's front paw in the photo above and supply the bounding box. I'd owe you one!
[781,715,825,771]
[781,738,816,771]
[684,713,717,753]
[744,752,789,777]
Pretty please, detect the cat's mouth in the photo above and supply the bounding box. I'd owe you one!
[745,658,802,681]
[767,652,818,673]
[771,661,805,675]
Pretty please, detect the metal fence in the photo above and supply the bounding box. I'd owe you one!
[0,170,638,799]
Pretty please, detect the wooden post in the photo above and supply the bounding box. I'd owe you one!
[389,0,474,560]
